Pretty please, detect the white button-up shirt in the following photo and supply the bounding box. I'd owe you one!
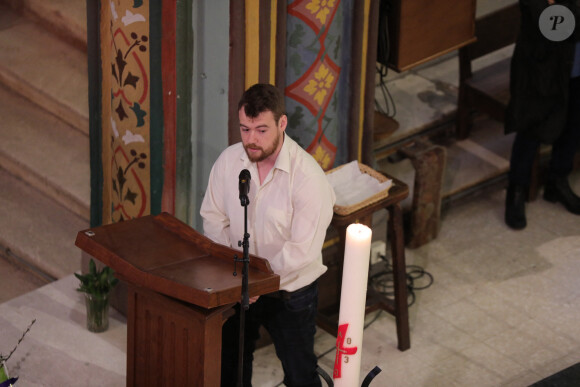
[200,135,336,291]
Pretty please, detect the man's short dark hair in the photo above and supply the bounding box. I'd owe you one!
[238,83,285,123]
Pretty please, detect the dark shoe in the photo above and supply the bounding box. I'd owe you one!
[543,177,580,215]
[505,184,527,230]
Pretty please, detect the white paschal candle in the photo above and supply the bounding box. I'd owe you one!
[333,223,372,386]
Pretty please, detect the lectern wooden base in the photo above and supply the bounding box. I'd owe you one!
[75,213,279,387]
[126,283,233,386]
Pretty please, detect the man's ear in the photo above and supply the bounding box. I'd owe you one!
[279,114,288,132]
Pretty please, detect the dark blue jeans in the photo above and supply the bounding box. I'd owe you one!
[221,281,321,387]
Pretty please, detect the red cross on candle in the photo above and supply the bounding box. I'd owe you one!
[333,323,358,378]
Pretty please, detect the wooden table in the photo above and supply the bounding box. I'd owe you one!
[318,171,410,351]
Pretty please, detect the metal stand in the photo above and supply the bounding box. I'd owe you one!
[233,192,250,387]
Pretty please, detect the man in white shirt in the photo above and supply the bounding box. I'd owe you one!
[200,83,336,386]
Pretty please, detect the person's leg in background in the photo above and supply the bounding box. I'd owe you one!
[544,76,580,214]
[506,132,541,229]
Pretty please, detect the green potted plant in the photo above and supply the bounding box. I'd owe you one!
[75,259,119,332]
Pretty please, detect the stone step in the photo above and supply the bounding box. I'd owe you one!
[0,167,88,279]
[376,116,515,210]
[1,0,87,50]
[0,83,90,221]
[0,4,88,136]
[0,250,50,303]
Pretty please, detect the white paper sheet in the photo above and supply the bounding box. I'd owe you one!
[326,161,392,207]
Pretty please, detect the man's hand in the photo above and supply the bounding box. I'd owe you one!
[249,295,260,304]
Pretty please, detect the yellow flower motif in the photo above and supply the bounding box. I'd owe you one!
[304,64,335,106]
[305,0,336,25]
[313,145,332,170]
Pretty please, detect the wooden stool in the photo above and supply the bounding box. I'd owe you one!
[318,168,410,351]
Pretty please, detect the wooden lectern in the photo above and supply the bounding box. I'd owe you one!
[75,212,279,386]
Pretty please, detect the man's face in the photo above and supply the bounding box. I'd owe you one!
[239,108,287,163]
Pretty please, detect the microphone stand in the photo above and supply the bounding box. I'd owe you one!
[234,193,250,387]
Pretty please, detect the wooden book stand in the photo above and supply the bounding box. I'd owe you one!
[75,212,279,386]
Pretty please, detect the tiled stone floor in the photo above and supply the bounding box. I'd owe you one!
[251,169,580,386]
[1,171,579,386]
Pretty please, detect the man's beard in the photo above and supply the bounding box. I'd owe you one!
[244,132,281,162]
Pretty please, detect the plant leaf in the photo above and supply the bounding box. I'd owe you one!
[89,259,96,275]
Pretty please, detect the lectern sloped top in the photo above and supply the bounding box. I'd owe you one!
[75,212,280,309]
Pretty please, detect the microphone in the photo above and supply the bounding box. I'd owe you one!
[239,169,251,206]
